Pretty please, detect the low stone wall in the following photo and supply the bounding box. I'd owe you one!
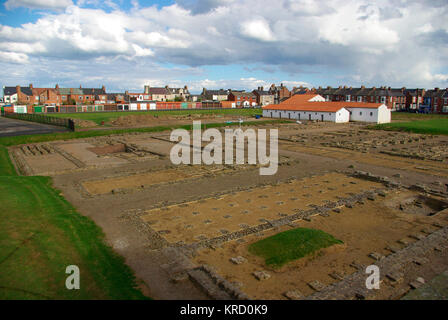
[306,226,448,300]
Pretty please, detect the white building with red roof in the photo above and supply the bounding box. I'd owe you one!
[262,94,391,124]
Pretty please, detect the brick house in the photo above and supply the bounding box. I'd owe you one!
[405,89,425,111]
[269,84,292,104]
[143,86,171,101]
[228,91,257,107]
[3,85,33,104]
[423,88,447,113]
[314,86,405,110]
[32,84,60,105]
[442,90,448,113]
[201,88,229,101]
[252,87,274,106]
[58,85,106,105]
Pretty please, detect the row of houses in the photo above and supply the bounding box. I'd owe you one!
[2,83,448,114]
[311,86,448,114]
[1,84,193,107]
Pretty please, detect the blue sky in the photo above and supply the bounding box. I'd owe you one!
[1,0,447,94]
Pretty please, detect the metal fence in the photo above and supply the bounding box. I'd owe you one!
[1,111,75,131]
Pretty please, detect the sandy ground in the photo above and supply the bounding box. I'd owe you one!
[140,173,382,245]
[10,119,448,300]
[193,189,448,299]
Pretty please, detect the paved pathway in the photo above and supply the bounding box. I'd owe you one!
[0,116,68,137]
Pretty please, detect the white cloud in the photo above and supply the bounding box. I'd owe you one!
[241,19,275,42]
[0,51,29,63]
[1,0,448,89]
[5,0,73,10]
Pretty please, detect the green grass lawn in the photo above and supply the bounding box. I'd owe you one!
[248,228,343,268]
[49,108,263,125]
[373,119,448,135]
[0,146,16,176]
[0,176,147,299]
[391,112,448,121]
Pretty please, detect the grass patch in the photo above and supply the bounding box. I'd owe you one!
[372,119,448,135]
[49,108,263,125]
[391,112,448,121]
[248,228,343,268]
[0,119,289,147]
[0,146,17,176]
[0,176,147,299]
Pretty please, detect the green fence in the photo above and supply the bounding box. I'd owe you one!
[1,111,75,131]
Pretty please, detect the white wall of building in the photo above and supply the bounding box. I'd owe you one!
[347,104,390,123]
[308,94,326,102]
[262,108,349,123]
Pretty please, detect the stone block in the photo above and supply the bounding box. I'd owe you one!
[229,256,247,265]
[253,271,271,281]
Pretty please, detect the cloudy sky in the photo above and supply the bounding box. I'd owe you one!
[0,0,447,93]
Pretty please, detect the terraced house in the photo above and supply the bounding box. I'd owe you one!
[201,88,229,101]
[253,87,274,106]
[228,90,257,107]
[313,86,406,110]
[58,85,107,105]
[423,88,448,114]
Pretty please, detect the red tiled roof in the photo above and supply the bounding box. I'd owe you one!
[264,103,346,112]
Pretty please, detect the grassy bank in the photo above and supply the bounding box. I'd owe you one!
[0,146,16,176]
[373,119,448,135]
[391,112,448,121]
[0,176,146,299]
[49,108,263,125]
[248,228,343,268]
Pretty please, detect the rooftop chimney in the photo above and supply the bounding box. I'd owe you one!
[55,84,59,90]
[361,85,365,89]
[102,85,106,92]
[29,84,33,89]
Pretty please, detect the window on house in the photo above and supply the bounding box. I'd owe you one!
[370,112,373,116]
[360,112,362,115]
[357,96,362,102]
[79,96,82,100]
[346,95,350,101]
